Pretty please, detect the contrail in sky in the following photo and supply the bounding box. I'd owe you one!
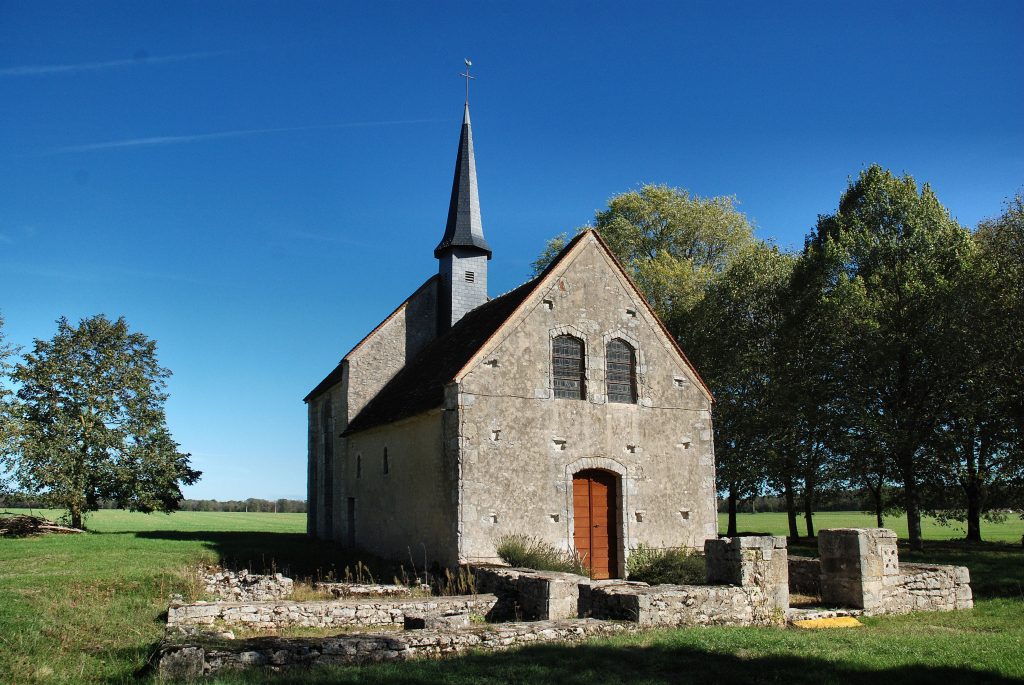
[44,119,445,155]
[0,50,229,77]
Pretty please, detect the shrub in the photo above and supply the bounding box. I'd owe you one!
[626,544,705,585]
[495,534,589,576]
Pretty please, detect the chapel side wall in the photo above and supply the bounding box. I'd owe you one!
[343,413,458,566]
[345,280,437,422]
[307,380,347,541]
[307,279,437,543]
[455,237,716,569]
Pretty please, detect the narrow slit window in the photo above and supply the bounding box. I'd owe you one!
[552,335,585,399]
[383,447,389,475]
[606,339,637,404]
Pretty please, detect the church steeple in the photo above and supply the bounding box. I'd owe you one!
[434,102,492,259]
[436,98,491,330]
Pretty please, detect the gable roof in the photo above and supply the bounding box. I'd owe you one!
[303,274,438,403]
[342,230,712,435]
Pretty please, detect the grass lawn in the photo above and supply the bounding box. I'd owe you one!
[1,509,1022,684]
[717,510,1024,543]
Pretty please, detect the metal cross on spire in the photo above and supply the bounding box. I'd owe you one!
[460,58,475,103]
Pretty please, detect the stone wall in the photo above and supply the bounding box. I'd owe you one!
[456,235,718,567]
[817,528,971,615]
[343,412,459,566]
[167,594,497,632]
[878,563,972,614]
[588,583,780,627]
[471,565,588,620]
[201,568,293,603]
[705,536,788,609]
[787,556,821,596]
[159,619,641,679]
[313,582,427,599]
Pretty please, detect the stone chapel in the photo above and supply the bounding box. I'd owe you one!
[305,102,717,578]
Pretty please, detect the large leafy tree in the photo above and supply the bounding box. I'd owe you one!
[803,165,972,549]
[691,244,795,535]
[0,313,20,497]
[925,194,1024,539]
[11,315,200,528]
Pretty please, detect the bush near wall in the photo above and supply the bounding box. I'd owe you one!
[626,544,706,585]
[495,534,589,576]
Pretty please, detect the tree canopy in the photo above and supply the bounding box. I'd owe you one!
[533,174,1024,543]
[9,315,199,528]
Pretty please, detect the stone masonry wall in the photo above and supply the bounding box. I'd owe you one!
[456,235,717,568]
[705,535,789,610]
[588,583,779,627]
[159,619,641,679]
[818,528,972,615]
[471,565,588,620]
[787,556,821,596]
[167,595,497,632]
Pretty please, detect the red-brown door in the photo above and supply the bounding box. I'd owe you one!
[573,469,619,579]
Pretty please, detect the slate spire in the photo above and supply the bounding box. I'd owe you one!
[434,102,492,259]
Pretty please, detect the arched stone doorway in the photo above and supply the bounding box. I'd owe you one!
[572,469,620,579]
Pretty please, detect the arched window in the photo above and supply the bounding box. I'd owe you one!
[606,339,637,404]
[553,335,585,399]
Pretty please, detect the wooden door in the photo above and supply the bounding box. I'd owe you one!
[573,469,619,579]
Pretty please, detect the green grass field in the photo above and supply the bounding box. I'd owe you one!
[718,510,1024,543]
[1,509,1022,684]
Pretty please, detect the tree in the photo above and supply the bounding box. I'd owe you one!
[925,194,1024,540]
[802,165,973,549]
[690,243,795,535]
[10,315,200,528]
[0,313,20,498]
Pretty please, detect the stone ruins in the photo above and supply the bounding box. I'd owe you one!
[158,528,972,680]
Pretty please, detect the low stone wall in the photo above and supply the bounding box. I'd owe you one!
[313,582,427,599]
[787,556,821,596]
[158,619,641,679]
[817,528,972,615]
[471,566,588,620]
[201,568,294,602]
[167,595,498,632]
[705,535,789,609]
[588,583,780,627]
[875,563,973,615]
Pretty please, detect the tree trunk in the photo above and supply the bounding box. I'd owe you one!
[70,505,82,530]
[904,473,923,551]
[964,431,984,542]
[966,494,982,542]
[803,487,815,538]
[727,487,738,537]
[784,477,799,539]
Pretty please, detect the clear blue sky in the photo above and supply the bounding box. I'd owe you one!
[1,1,1021,500]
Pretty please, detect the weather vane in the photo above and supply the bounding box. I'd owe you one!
[460,58,475,103]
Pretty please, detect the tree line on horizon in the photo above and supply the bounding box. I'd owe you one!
[0,491,306,514]
[535,165,1023,547]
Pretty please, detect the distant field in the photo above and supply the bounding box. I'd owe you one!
[8,507,1021,542]
[717,511,1024,543]
[4,508,308,534]
[1,508,1022,684]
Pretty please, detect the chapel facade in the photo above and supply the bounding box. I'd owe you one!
[305,103,717,578]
